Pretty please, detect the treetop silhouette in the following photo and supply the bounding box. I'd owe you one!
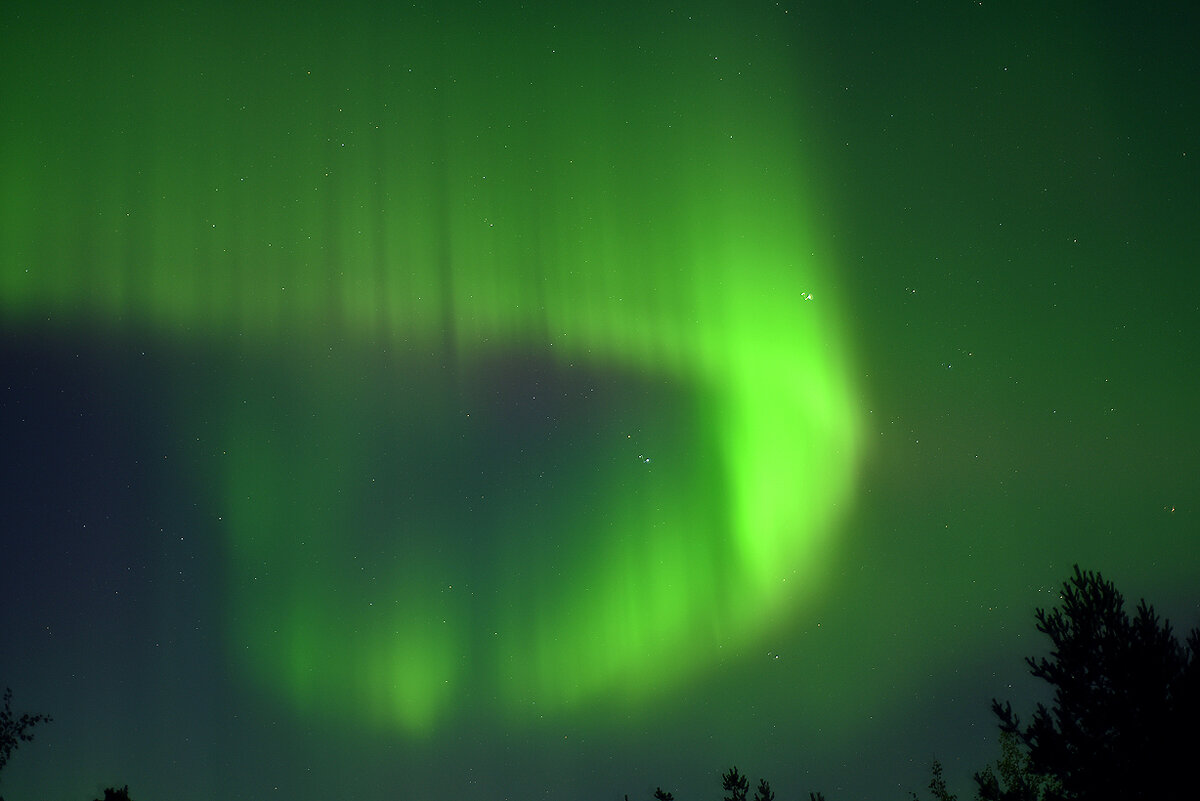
[0,687,52,776]
[721,766,749,801]
[982,564,1199,801]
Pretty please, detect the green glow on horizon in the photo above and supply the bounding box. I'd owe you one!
[0,3,862,733]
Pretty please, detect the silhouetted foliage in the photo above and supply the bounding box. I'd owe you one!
[623,564,1196,801]
[0,687,52,775]
[93,787,132,801]
[983,565,1200,801]
[722,766,749,801]
[910,759,957,801]
[974,730,1060,801]
[631,767,803,801]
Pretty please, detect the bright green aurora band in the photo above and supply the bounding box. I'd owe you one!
[0,4,861,733]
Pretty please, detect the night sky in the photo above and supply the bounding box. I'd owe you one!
[2,2,1198,800]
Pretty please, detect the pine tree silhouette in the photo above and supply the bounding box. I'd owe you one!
[984,565,1199,801]
[722,766,750,801]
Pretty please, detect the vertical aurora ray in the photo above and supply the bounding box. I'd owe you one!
[1,2,862,732]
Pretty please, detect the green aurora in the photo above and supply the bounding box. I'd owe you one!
[1,1,861,734]
[5,2,1200,800]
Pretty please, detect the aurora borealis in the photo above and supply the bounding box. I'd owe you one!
[2,2,1199,800]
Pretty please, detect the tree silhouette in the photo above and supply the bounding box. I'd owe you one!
[983,565,1199,801]
[93,787,132,801]
[0,687,52,775]
[910,759,956,801]
[653,788,674,801]
[974,730,1060,801]
[722,766,749,801]
[753,777,775,801]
